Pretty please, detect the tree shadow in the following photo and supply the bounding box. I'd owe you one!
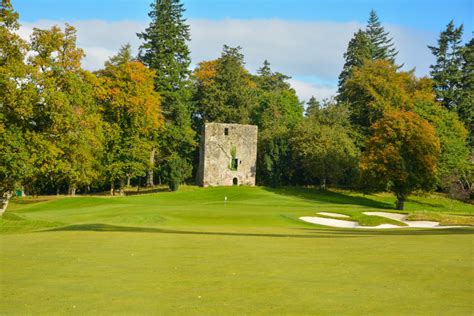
[42,223,364,239]
[405,198,444,208]
[265,187,394,209]
[124,187,170,196]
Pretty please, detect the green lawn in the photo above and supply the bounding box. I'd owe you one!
[1,186,473,315]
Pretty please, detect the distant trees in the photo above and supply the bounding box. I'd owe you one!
[429,21,473,143]
[360,112,440,210]
[413,95,469,189]
[252,60,303,186]
[291,102,358,188]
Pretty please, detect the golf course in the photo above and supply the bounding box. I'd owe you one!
[1,186,473,315]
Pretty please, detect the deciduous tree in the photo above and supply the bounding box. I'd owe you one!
[292,102,358,188]
[360,111,440,210]
[29,24,103,195]
[252,61,303,186]
[97,45,163,194]
[1,0,39,209]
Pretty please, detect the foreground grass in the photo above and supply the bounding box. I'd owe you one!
[1,186,473,315]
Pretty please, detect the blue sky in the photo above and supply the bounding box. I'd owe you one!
[16,0,473,32]
[15,0,474,101]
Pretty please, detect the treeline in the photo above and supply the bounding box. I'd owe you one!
[1,1,472,210]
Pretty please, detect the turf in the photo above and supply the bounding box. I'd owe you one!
[1,186,473,315]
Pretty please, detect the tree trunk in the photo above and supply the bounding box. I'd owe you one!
[56,186,60,196]
[320,177,326,190]
[110,181,115,196]
[147,148,155,187]
[126,174,131,187]
[119,179,125,196]
[69,184,76,196]
[396,196,405,210]
[0,192,13,216]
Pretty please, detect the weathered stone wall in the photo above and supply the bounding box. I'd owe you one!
[197,123,258,187]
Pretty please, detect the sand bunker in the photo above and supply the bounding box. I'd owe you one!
[300,212,465,229]
[317,212,350,218]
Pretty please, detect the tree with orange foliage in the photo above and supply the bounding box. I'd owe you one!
[360,111,440,210]
[97,44,163,194]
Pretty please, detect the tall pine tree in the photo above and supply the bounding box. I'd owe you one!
[137,0,196,188]
[365,10,398,62]
[338,11,398,99]
[428,21,464,112]
[338,29,371,96]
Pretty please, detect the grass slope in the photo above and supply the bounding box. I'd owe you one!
[1,186,473,315]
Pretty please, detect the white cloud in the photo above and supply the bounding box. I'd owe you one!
[288,79,337,102]
[19,18,436,102]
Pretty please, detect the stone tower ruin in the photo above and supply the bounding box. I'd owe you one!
[197,123,258,187]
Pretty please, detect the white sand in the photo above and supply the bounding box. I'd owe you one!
[300,216,358,228]
[300,211,466,229]
[317,212,350,218]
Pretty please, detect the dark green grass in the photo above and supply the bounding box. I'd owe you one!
[1,186,473,315]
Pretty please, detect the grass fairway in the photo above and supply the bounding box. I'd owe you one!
[1,186,473,315]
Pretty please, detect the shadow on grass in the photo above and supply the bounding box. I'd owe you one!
[405,198,444,208]
[124,187,170,196]
[265,187,393,209]
[44,223,364,239]
[43,223,473,238]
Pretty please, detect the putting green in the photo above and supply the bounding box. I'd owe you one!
[1,186,473,315]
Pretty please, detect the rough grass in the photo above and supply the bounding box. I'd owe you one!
[408,211,474,226]
[0,186,473,315]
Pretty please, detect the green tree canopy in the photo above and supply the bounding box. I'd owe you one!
[252,61,303,186]
[291,102,358,188]
[28,24,104,195]
[193,45,258,127]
